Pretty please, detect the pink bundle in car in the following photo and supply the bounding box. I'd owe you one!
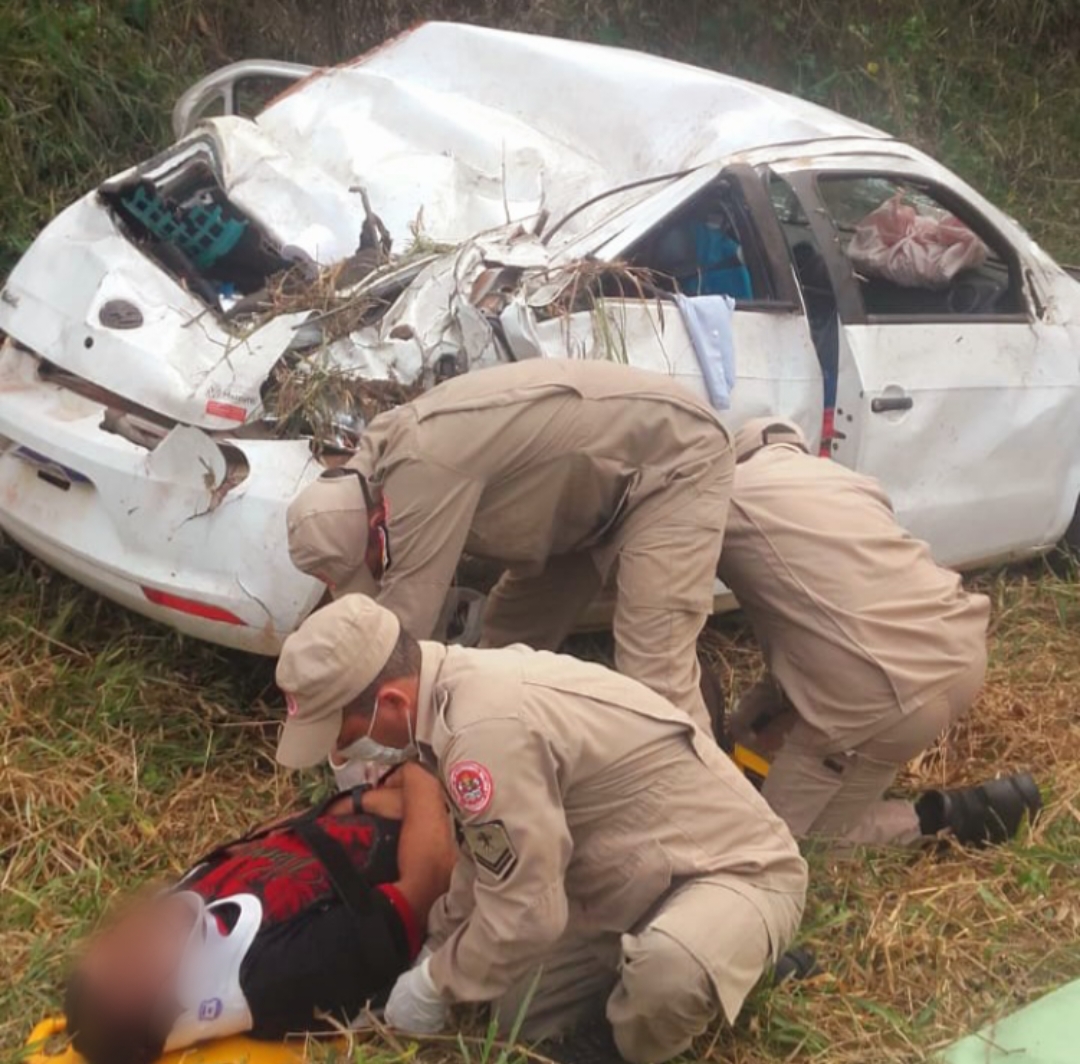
[847,194,988,288]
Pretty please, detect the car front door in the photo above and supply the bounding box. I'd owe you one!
[776,164,1080,568]
[538,163,825,448]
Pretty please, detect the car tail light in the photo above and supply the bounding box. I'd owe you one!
[141,587,247,626]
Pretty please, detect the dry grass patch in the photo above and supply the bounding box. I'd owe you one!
[2,555,1079,1064]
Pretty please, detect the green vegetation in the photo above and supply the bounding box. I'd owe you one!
[3,0,1080,275]
[3,2,1080,1061]
[0,1,207,273]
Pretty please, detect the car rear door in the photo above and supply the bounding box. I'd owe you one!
[775,162,1080,568]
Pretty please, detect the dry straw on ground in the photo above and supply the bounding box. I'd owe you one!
[2,554,1078,1064]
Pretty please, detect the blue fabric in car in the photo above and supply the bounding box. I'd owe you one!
[679,224,754,300]
[674,293,737,410]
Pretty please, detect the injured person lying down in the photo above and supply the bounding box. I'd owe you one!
[62,763,456,1064]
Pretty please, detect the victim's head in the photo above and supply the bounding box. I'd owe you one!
[64,890,196,1064]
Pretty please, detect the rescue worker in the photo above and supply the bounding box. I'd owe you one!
[274,595,807,1064]
[285,358,734,735]
[718,417,1042,847]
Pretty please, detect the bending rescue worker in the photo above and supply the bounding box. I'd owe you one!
[719,418,1041,847]
[274,594,808,1064]
[286,358,734,734]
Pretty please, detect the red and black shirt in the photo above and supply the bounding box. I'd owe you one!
[180,809,419,1038]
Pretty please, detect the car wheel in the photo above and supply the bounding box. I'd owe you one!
[1063,496,1080,555]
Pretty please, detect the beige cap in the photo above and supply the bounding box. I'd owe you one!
[286,471,378,597]
[275,594,401,769]
[733,417,808,462]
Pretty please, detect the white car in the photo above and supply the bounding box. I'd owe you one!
[1,22,1079,654]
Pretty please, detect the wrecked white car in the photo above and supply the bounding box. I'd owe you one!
[2,22,1079,654]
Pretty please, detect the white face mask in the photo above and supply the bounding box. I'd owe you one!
[336,698,418,766]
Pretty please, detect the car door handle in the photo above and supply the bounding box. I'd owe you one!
[871,396,914,413]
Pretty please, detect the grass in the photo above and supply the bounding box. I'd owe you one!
[0,0,209,275]
[2,547,1079,1063]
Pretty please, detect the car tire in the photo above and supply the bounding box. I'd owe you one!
[1063,496,1080,555]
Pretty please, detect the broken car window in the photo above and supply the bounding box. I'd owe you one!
[100,144,301,313]
[816,175,1023,317]
[623,181,768,301]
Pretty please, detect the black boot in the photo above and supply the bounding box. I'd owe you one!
[774,945,819,985]
[915,772,1042,846]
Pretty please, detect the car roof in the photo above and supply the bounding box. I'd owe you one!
[256,22,891,244]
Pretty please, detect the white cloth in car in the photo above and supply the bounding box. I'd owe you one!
[674,294,737,410]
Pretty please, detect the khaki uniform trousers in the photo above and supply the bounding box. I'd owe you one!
[492,877,803,1064]
[762,649,987,846]
[479,472,732,735]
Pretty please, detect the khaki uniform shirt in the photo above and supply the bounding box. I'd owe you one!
[717,444,990,748]
[348,359,731,638]
[414,641,806,1004]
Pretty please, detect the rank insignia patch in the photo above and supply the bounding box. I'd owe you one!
[461,820,517,880]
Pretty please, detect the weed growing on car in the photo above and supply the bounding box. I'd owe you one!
[265,358,422,446]
[2,549,1078,1063]
[3,3,1080,1062]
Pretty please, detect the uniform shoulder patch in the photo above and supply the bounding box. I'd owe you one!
[461,820,518,881]
[448,760,494,814]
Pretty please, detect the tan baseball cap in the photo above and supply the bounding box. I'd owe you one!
[286,471,378,598]
[733,417,808,463]
[275,594,401,769]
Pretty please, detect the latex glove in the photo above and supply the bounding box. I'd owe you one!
[384,956,448,1034]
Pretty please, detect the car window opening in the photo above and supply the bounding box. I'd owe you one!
[816,175,1024,318]
[621,178,774,303]
[99,146,295,313]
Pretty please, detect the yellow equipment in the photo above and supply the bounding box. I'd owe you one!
[25,1018,317,1064]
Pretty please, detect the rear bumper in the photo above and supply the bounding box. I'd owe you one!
[0,340,322,654]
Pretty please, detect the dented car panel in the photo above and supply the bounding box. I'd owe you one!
[0,22,1079,652]
[0,342,322,651]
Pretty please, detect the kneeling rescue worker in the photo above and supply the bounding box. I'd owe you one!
[274,594,808,1064]
[719,418,1041,847]
[285,358,734,734]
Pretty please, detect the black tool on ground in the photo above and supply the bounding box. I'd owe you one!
[541,1018,622,1064]
[774,945,820,985]
[914,771,1042,846]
